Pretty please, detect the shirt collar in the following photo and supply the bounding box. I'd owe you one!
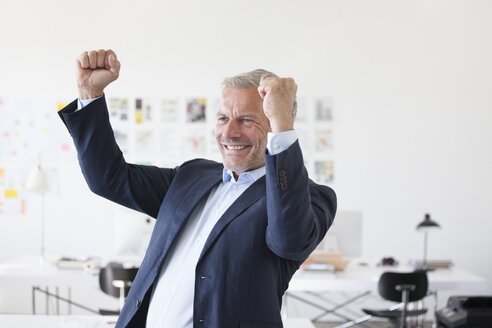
[222,166,266,184]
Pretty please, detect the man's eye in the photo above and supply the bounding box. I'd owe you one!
[242,118,252,123]
[218,117,227,122]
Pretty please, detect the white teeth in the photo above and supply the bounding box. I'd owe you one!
[227,145,247,150]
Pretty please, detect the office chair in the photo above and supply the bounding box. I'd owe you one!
[362,270,428,328]
[99,264,139,315]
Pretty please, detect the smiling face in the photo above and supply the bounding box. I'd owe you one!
[215,87,271,178]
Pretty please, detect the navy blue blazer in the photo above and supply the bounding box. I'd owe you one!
[59,96,336,328]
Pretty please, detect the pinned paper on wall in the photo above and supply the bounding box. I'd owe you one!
[0,97,76,163]
[315,160,334,184]
[109,98,130,122]
[315,128,334,153]
[135,98,153,124]
[4,189,18,198]
[0,167,27,215]
[184,128,207,157]
[186,98,206,122]
[314,97,334,121]
[135,129,155,158]
[158,127,182,160]
[160,99,179,123]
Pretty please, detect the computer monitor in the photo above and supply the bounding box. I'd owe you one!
[319,211,362,257]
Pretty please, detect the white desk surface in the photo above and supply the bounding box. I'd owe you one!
[0,257,487,293]
[0,258,99,288]
[0,315,315,328]
[288,260,488,292]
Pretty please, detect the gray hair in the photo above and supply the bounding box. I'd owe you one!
[222,69,297,120]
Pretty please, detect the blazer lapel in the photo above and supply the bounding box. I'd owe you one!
[198,176,266,263]
[153,165,223,262]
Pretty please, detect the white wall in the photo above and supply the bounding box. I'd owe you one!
[1,0,491,313]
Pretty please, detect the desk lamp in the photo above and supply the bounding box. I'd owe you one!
[416,213,440,270]
[26,163,49,263]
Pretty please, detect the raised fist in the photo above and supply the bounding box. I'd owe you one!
[258,76,297,133]
[76,49,120,99]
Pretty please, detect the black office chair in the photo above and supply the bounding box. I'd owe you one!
[362,270,428,328]
[99,264,139,315]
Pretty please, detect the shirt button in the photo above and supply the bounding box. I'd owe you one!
[136,299,141,308]
[274,144,280,150]
[232,185,238,190]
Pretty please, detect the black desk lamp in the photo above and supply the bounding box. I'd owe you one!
[416,213,440,270]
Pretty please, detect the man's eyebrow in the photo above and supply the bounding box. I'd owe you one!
[238,114,257,119]
[216,113,258,119]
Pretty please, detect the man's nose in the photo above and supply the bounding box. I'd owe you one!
[223,120,241,138]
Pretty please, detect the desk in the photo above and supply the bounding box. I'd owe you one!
[0,315,117,328]
[1,258,487,322]
[0,258,98,288]
[289,262,487,292]
[0,258,100,315]
[0,315,315,328]
[286,261,487,323]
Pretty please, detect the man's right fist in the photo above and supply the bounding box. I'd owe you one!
[76,49,120,99]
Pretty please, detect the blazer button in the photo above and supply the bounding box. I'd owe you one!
[136,299,141,308]
[278,169,287,178]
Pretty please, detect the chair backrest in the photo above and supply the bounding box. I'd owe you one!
[378,270,428,303]
[99,265,139,298]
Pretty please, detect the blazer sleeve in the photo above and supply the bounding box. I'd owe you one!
[264,140,337,262]
[58,96,176,218]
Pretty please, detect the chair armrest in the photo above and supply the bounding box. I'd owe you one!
[112,280,133,288]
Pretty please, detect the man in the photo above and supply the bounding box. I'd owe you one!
[59,49,337,328]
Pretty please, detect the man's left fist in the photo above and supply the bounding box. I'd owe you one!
[258,76,297,133]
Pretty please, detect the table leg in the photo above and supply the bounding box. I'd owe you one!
[309,290,371,322]
[32,286,98,314]
[56,287,60,315]
[45,286,49,314]
[286,290,373,325]
[432,290,438,328]
[32,286,36,315]
[68,287,72,315]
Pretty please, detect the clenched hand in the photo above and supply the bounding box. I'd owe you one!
[76,49,121,99]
